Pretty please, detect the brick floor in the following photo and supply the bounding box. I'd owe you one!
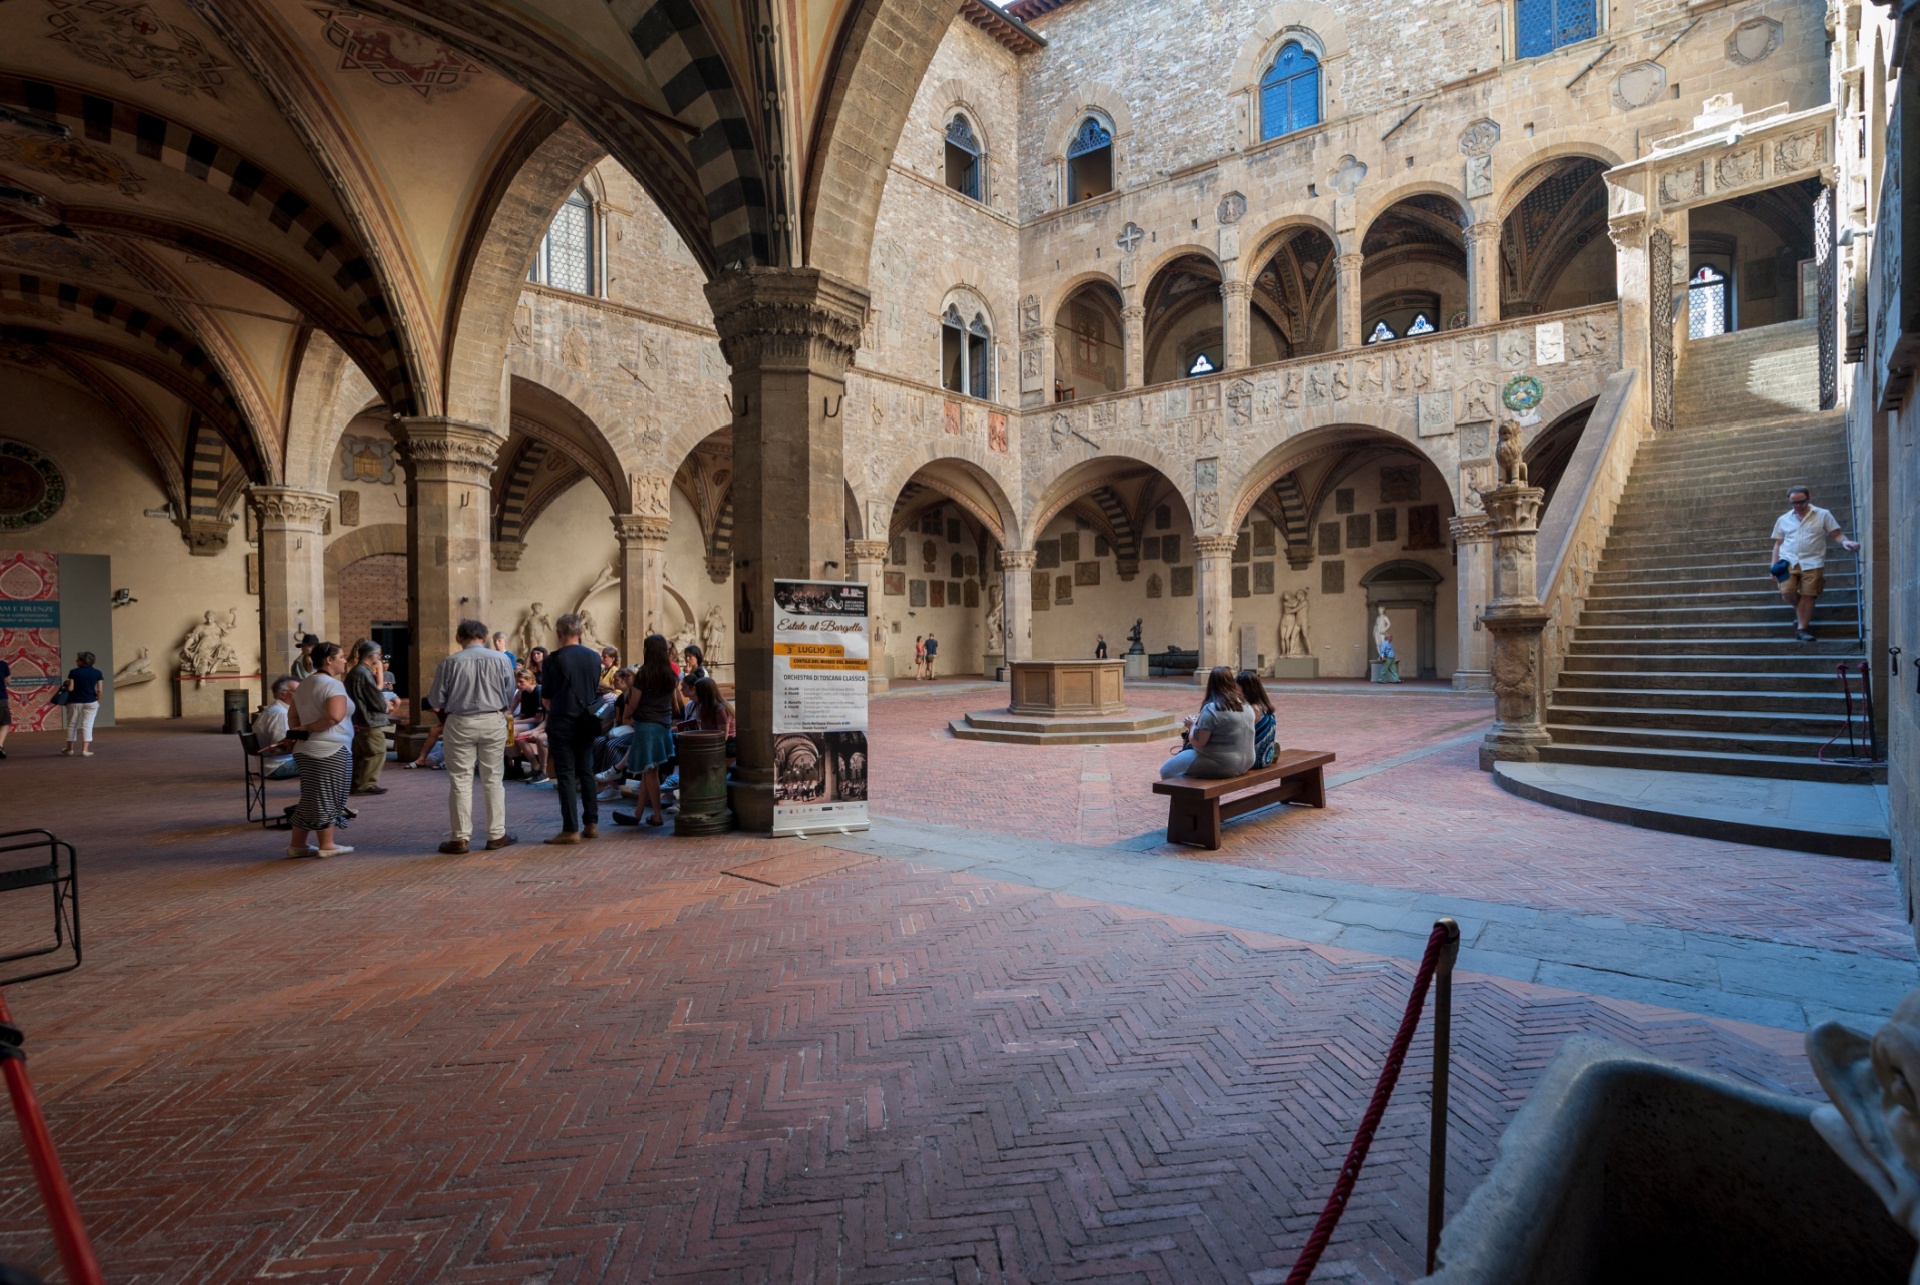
[0,706,1891,1282]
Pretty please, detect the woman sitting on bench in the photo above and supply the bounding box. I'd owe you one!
[1159,666,1256,780]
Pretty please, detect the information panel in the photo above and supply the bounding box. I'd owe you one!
[771,580,870,836]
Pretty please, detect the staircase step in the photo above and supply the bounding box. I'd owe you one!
[1584,576,1857,597]
[1544,721,1849,759]
[1555,669,1850,693]
[1560,652,1867,674]
[1573,622,1859,642]
[1567,638,1864,656]
[1535,742,1883,785]
[1574,603,1858,626]
[1545,702,1849,737]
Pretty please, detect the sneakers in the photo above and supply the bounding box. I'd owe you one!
[81,749,93,757]
[1796,628,1817,642]
[316,845,353,857]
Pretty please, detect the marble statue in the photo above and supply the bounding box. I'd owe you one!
[1372,607,1401,683]
[1809,990,1920,1281]
[576,565,617,613]
[1278,589,1311,658]
[576,606,603,649]
[113,646,155,686]
[673,619,700,660]
[518,602,552,659]
[1497,419,1528,487]
[701,602,729,665]
[983,582,1004,649]
[178,608,240,677]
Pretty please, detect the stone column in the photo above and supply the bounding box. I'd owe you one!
[846,538,890,694]
[1335,252,1365,349]
[1026,324,1056,408]
[611,514,669,663]
[1477,479,1551,769]
[705,267,868,832]
[1466,221,1501,327]
[1221,280,1253,370]
[999,548,1035,667]
[249,485,333,696]
[1194,534,1237,683]
[1121,305,1145,388]
[1449,514,1493,692]
[393,416,501,756]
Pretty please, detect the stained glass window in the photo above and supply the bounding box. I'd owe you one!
[1515,0,1597,59]
[1260,42,1320,141]
[1407,313,1436,335]
[1188,353,1217,376]
[1688,265,1728,338]
[1366,320,1397,344]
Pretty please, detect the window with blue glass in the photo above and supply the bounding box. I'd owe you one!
[1515,0,1597,58]
[1366,320,1396,344]
[1406,313,1436,335]
[1260,41,1321,140]
[1067,115,1113,203]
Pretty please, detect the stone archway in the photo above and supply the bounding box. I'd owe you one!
[1361,559,1444,680]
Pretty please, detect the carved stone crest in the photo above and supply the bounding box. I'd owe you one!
[1216,191,1246,224]
[1659,163,1704,205]
[1459,119,1500,158]
[1725,17,1782,65]
[1227,378,1254,426]
[1328,155,1367,196]
[1612,61,1667,111]
[1716,146,1763,189]
[1776,131,1825,173]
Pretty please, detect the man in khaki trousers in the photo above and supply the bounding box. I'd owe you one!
[426,619,520,855]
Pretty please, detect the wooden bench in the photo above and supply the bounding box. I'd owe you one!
[1152,748,1335,849]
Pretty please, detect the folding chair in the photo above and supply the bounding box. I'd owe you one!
[241,731,269,825]
[0,829,80,987]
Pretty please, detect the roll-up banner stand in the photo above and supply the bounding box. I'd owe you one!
[770,580,871,837]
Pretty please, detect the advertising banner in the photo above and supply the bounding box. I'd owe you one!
[0,551,62,731]
[770,580,870,836]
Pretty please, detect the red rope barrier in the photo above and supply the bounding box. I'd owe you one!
[0,989,103,1285]
[1284,921,1453,1285]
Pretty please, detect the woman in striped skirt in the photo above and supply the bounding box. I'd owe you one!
[287,641,356,858]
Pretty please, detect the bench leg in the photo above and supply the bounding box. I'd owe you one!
[1300,766,1326,808]
[1166,796,1224,849]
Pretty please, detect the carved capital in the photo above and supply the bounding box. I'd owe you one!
[1607,214,1648,252]
[493,539,526,573]
[998,548,1038,571]
[705,553,732,584]
[704,267,869,376]
[1120,306,1144,324]
[1464,220,1501,245]
[1194,534,1240,558]
[392,417,501,479]
[1219,280,1254,302]
[247,485,333,530]
[180,516,231,556]
[1336,252,1366,273]
[1483,484,1546,537]
[1449,514,1493,544]
[845,539,889,566]
[611,514,671,545]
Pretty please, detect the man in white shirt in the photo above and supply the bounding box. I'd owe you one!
[1770,485,1860,642]
[251,675,300,778]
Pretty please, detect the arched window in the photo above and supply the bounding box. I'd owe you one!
[1688,265,1729,338]
[942,304,993,398]
[945,115,982,201]
[1259,41,1321,140]
[1406,312,1436,336]
[1187,352,1218,377]
[1067,115,1113,204]
[529,186,596,295]
[1366,320,1396,344]
[1515,0,1597,59]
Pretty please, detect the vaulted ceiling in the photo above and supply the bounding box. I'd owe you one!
[0,0,958,517]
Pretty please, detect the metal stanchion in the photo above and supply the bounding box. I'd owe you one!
[1427,917,1462,1275]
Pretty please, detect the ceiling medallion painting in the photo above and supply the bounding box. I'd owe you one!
[309,8,484,98]
[0,129,147,196]
[43,0,230,100]
[0,439,68,532]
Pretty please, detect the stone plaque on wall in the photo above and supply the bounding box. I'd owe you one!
[1032,570,1050,609]
[1253,562,1275,594]
[947,519,962,544]
[1335,488,1355,515]
[1322,560,1345,594]
[1035,539,1061,570]
[1075,561,1100,586]
[890,536,907,565]
[1162,535,1182,563]
[1380,466,1422,503]
[1232,565,1250,598]
[1055,574,1073,604]
[1376,509,1399,543]
[1234,532,1251,563]
[339,490,360,526]
[950,553,964,578]
[964,580,979,608]
[1143,536,1161,561]
[1535,321,1566,365]
[930,580,946,608]
[885,571,906,595]
[1347,514,1371,548]
[949,580,962,603]
[1253,521,1275,556]
[1059,531,1080,562]
[1146,573,1163,599]
[965,556,978,577]
[922,539,938,571]
[1171,566,1194,597]
[1407,505,1444,550]
[1095,535,1110,557]
[1318,521,1341,556]
[1155,505,1172,530]
[910,579,927,606]
[1416,391,1455,437]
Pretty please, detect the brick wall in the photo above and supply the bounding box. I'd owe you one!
[337,554,407,653]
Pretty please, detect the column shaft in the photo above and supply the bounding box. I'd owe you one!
[1121,306,1145,388]
[706,267,868,832]
[1449,515,1493,691]
[1335,253,1365,350]
[1221,281,1253,371]
[1193,534,1237,682]
[846,539,890,694]
[999,549,1035,666]
[1466,221,1501,327]
[393,417,501,753]
[612,515,670,665]
[249,486,333,696]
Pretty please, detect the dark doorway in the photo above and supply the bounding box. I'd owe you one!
[373,622,411,698]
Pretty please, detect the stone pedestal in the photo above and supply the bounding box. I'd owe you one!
[394,417,500,759]
[1271,657,1319,679]
[250,485,333,696]
[1009,659,1126,716]
[1193,535,1237,682]
[1478,482,1552,769]
[954,659,1174,744]
[985,651,1006,681]
[706,267,867,833]
[1123,652,1148,681]
[175,675,259,720]
[1451,513,1494,692]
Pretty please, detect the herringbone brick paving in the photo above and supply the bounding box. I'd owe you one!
[0,704,1889,1282]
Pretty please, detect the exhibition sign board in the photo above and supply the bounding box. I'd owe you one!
[770,580,870,836]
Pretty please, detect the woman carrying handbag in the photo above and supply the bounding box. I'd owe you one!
[55,652,106,757]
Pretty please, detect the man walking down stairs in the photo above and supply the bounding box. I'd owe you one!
[1772,486,1861,643]
[1497,322,1890,859]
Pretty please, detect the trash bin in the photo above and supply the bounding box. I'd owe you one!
[222,688,250,735]
[672,731,735,835]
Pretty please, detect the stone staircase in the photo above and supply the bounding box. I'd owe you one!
[1538,325,1879,785]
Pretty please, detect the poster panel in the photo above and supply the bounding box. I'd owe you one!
[0,551,61,731]
[771,580,870,836]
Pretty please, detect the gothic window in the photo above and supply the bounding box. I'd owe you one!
[942,304,993,397]
[1515,0,1597,58]
[1259,41,1321,140]
[1366,320,1397,344]
[529,186,596,295]
[1407,312,1436,335]
[1187,352,1218,376]
[945,115,982,201]
[1067,115,1113,203]
[1688,265,1729,338]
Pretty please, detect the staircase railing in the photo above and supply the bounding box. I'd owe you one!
[1533,368,1649,697]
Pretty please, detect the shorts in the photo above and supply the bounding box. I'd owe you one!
[1784,565,1826,597]
[0,699,11,726]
